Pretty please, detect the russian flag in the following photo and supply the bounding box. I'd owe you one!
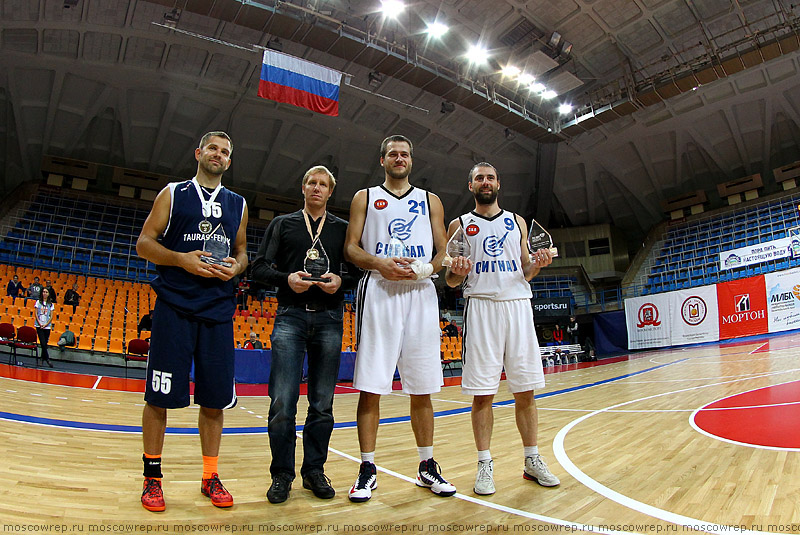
[257,50,342,117]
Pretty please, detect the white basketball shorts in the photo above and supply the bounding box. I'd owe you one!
[461,297,545,396]
[353,274,443,395]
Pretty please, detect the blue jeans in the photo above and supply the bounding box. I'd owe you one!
[268,305,343,478]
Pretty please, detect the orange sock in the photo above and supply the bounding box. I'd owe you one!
[202,455,218,480]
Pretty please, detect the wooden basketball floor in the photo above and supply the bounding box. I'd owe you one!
[2,332,800,533]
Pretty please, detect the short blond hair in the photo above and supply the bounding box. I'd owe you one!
[302,165,336,190]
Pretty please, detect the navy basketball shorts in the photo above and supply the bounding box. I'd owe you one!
[145,301,237,410]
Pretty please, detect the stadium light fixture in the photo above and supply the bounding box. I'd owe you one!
[380,0,405,18]
[426,21,449,39]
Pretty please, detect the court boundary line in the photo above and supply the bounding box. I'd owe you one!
[0,359,688,434]
[553,369,794,535]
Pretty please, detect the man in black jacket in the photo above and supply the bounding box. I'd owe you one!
[64,283,80,312]
[251,165,359,504]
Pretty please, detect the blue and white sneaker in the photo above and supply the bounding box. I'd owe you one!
[416,458,456,497]
[348,461,377,502]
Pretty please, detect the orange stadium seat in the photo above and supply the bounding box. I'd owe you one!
[108,339,124,354]
[77,336,93,352]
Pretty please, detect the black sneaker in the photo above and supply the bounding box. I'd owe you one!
[348,461,377,502]
[266,473,293,504]
[302,470,335,499]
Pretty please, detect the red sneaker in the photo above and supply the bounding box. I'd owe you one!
[201,473,233,508]
[141,478,165,512]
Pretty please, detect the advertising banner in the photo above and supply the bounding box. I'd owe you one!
[669,285,720,346]
[625,293,671,350]
[719,236,800,270]
[717,275,768,339]
[765,267,800,333]
[531,297,571,319]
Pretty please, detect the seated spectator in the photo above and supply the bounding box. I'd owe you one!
[236,341,242,349]
[242,332,263,350]
[552,324,564,345]
[443,319,459,338]
[27,277,42,301]
[57,326,76,352]
[44,279,57,303]
[63,283,80,312]
[6,274,24,301]
[137,310,153,337]
[344,345,353,352]
[553,347,563,365]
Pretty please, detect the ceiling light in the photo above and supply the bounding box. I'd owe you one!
[426,21,449,39]
[381,0,405,18]
[518,73,535,86]
[542,90,558,99]
[163,7,180,27]
[529,82,545,93]
[558,104,573,114]
[502,65,521,78]
[368,71,384,88]
[465,44,489,65]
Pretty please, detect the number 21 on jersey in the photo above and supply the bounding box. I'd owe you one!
[408,199,426,215]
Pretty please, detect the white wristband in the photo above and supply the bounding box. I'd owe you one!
[411,261,434,280]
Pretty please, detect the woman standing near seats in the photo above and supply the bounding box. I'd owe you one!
[34,287,54,367]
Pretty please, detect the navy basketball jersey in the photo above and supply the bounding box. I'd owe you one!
[361,185,434,282]
[151,178,246,322]
[459,210,532,300]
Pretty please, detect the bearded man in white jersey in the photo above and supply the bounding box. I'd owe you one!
[344,134,456,502]
[445,162,560,496]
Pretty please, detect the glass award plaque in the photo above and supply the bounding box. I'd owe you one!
[528,218,558,258]
[302,237,332,282]
[200,223,233,268]
[442,226,472,267]
[388,232,409,258]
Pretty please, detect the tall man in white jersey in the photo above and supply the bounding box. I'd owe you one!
[344,135,456,502]
[445,162,560,495]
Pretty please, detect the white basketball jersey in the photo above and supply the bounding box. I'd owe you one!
[459,210,532,300]
[362,185,434,282]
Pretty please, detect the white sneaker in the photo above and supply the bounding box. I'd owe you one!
[473,460,495,495]
[416,458,456,497]
[348,461,377,502]
[523,454,560,487]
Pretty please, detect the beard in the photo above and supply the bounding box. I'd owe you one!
[385,163,411,180]
[199,158,226,177]
[473,188,498,205]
